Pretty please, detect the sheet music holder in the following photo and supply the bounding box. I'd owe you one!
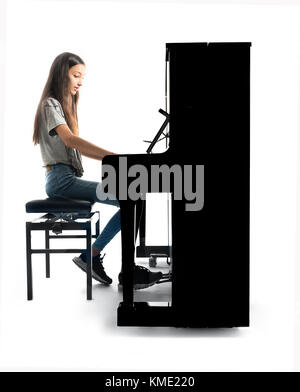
[144,109,170,154]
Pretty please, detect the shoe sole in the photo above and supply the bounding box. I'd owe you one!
[118,279,160,291]
[134,281,157,290]
[72,257,112,285]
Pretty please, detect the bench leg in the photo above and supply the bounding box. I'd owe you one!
[26,222,33,300]
[86,224,92,300]
[45,229,50,278]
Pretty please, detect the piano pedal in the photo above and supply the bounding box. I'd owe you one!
[156,272,172,285]
[117,271,172,291]
[156,278,172,285]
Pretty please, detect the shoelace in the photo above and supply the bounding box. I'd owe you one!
[98,253,106,265]
[93,254,107,273]
[135,265,150,273]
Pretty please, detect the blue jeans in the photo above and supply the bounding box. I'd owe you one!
[45,163,120,252]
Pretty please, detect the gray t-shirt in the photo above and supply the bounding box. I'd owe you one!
[39,97,84,177]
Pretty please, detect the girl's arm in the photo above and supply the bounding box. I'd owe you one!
[55,124,115,161]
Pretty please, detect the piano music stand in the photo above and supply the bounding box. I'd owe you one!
[136,108,171,266]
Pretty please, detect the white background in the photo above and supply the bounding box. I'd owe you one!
[0,0,300,372]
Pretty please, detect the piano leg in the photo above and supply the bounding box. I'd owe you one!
[135,199,145,243]
[120,201,136,307]
[136,200,146,247]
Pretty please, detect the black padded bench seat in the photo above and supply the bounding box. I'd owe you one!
[26,198,94,214]
[25,197,100,301]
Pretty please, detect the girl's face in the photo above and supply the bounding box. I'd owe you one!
[68,64,86,96]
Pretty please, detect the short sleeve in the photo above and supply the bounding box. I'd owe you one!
[43,98,67,136]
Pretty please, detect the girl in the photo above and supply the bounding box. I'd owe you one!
[33,52,162,289]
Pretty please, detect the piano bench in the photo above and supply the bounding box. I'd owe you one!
[25,198,100,301]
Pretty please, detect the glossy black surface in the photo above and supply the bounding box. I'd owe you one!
[103,42,251,327]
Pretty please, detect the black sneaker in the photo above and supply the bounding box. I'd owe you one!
[72,253,112,285]
[118,265,163,290]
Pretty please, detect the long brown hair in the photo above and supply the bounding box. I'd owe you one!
[33,52,85,145]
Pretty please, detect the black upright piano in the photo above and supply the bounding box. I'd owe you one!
[102,42,251,327]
